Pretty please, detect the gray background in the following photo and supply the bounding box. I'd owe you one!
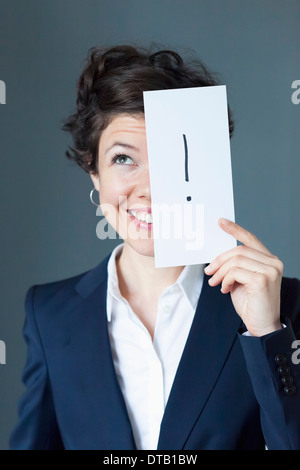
[0,0,299,450]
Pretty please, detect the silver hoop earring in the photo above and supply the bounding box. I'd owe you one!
[90,188,100,206]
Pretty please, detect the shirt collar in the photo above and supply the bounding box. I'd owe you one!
[106,242,204,321]
[106,243,124,321]
[175,261,204,310]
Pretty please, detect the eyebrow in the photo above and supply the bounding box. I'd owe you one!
[105,142,139,155]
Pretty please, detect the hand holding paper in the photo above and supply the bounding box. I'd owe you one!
[205,218,283,337]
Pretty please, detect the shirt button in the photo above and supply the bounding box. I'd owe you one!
[162,305,172,314]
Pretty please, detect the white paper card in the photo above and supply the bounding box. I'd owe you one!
[143,85,236,268]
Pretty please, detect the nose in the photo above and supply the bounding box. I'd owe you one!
[135,164,151,201]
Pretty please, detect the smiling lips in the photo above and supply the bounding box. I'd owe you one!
[128,208,153,228]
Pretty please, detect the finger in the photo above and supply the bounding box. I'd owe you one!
[208,256,281,287]
[220,267,266,294]
[205,245,283,276]
[218,218,272,255]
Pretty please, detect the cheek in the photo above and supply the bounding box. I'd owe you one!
[98,177,130,234]
[99,179,129,207]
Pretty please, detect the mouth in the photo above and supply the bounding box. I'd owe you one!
[127,208,153,229]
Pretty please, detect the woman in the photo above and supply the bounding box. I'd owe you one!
[10,45,300,450]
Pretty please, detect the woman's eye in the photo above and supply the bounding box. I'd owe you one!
[113,155,133,165]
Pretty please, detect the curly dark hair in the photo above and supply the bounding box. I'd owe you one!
[62,45,234,174]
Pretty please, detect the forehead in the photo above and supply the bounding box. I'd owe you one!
[100,114,146,145]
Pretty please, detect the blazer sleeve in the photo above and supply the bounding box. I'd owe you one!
[238,278,300,450]
[9,286,64,450]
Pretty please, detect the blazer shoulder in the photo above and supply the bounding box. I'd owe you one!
[28,252,111,310]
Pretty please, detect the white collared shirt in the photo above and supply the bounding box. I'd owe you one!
[106,243,204,450]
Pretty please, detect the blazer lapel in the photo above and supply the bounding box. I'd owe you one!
[157,274,242,450]
[66,255,136,450]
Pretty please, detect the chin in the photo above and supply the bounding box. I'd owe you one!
[125,238,155,258]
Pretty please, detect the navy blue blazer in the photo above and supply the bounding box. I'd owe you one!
[10,253,300,450]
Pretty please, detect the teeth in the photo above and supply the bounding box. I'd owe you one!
[130,210,153,223]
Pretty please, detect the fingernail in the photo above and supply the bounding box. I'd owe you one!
[204,264,212,273]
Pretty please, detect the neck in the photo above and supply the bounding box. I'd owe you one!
[116,243,185,301]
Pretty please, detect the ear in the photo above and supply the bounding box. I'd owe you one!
[90,172,100,191]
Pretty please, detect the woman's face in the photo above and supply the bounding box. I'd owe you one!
[90,114,154,257]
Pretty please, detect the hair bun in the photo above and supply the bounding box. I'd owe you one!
[149,50,183,68]
[63,44,234,175]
